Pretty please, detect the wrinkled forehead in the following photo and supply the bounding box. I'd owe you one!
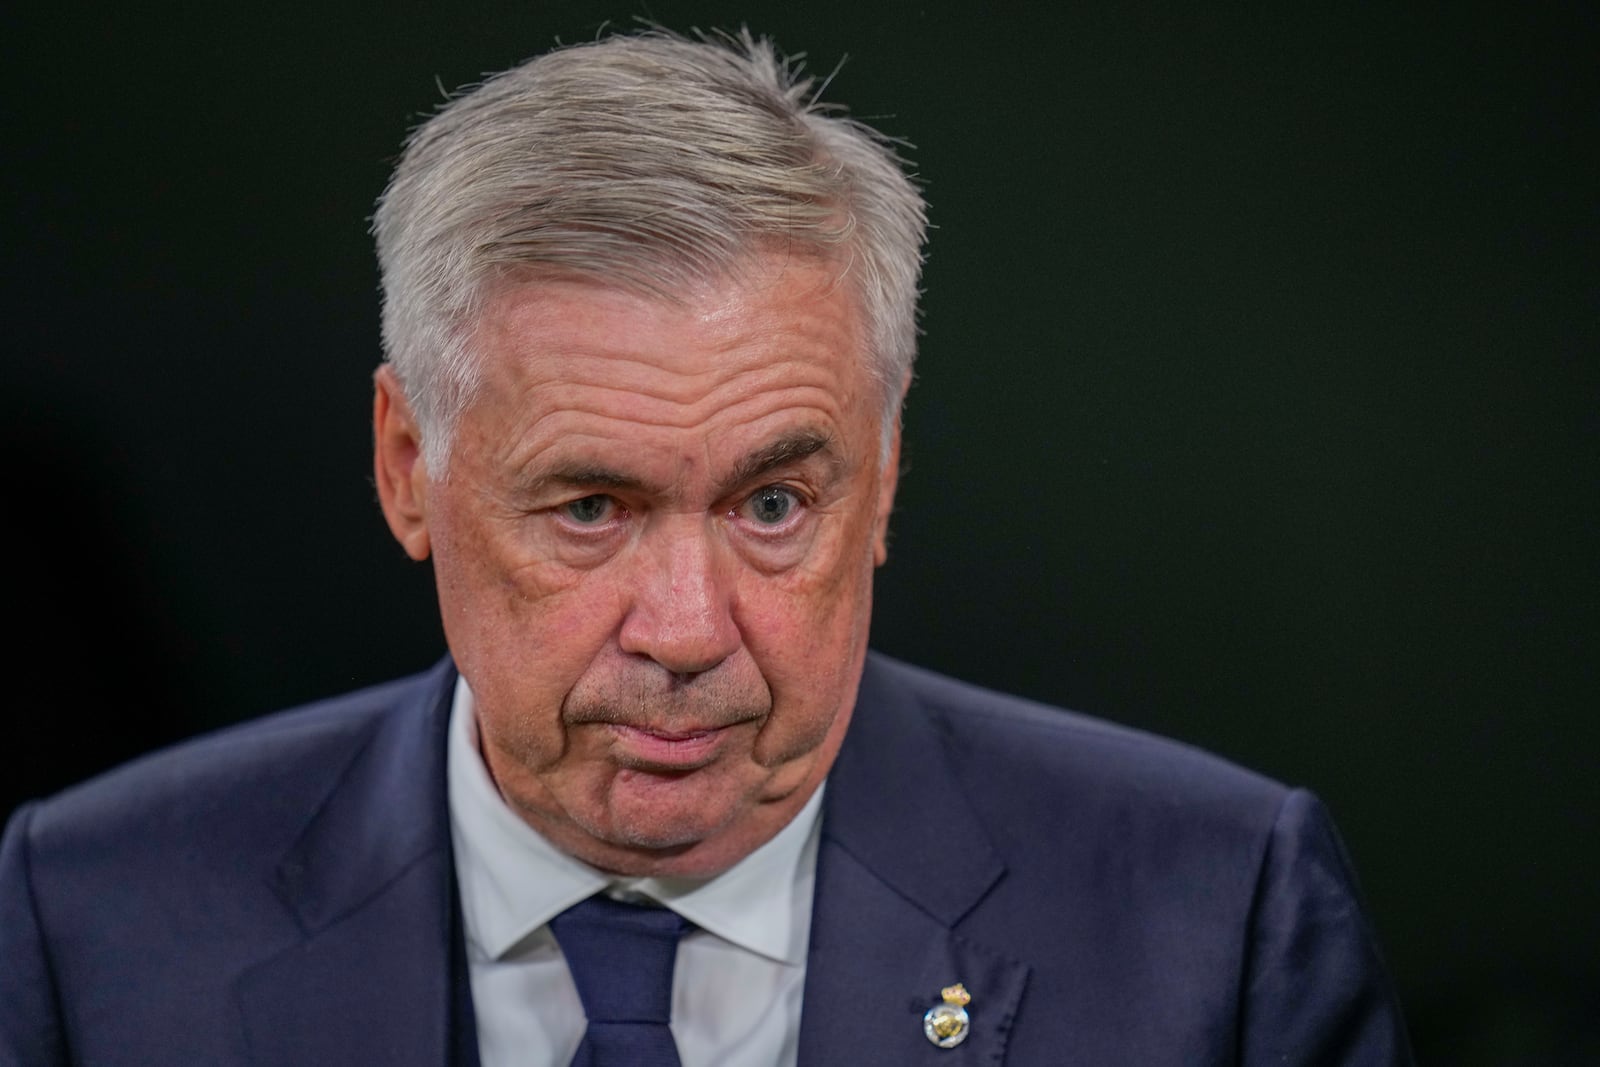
[447,255,889,490]
[469,242,871,369]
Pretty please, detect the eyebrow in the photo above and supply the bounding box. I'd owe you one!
[720,429,838,495]
[522,464,650,498]
[521,429,838,502]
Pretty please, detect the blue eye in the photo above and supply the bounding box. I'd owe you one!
[564,495,614,524]
[746,486,797,525]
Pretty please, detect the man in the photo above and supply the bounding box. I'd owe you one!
[0,29,1413,1065]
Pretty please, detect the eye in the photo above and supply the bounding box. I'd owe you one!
[743,485,800,526]
[563,495,616,525]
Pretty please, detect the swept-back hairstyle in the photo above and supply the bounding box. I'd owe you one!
[373,28,928,473]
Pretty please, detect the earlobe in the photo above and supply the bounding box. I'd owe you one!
[372,365,433,561]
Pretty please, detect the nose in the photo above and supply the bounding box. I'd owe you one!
[617,516,741,677]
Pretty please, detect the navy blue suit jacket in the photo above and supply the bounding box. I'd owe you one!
[1,653,1413,1064]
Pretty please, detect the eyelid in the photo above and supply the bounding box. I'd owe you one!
[733,483,808,533]
[551,493,628,532]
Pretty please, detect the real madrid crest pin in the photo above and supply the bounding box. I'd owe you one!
[922,983,972,1048]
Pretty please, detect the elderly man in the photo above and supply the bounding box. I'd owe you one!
[0,29,1413,1066]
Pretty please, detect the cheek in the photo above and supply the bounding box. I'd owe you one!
[736,546,876,767]
[432,498,591,633]
[461,574,625,684]
[450,573,629,776]
[737,490,882,654]
[431,511,625,711]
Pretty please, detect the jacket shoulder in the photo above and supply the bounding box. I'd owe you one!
[22,662,451,858]
[866,652,1289,815]
[1,660,461,1066]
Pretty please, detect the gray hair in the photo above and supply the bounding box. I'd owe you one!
[373,28,928,474]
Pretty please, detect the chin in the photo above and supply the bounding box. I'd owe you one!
[606,805,730,851]
[599,771,748,843]
[566,770,781,876]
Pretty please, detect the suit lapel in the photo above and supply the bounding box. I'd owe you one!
[799,657,1031,1065]
[234,660,478,1067]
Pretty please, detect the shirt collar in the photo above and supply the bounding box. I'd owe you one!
[447,674,821,966]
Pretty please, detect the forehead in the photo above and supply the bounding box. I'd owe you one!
[457,257,880,473]
[476,253,860,360]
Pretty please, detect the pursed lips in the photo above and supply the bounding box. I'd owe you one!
[599,719,757,771]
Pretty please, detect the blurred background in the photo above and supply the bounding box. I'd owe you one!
[5,3,1596,1061]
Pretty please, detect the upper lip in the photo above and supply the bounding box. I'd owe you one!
[604,721,738,740]
[569,708,761,732]
[602,721,743,771]
[626,726,715,740]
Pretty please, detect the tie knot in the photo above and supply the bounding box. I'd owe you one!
[549,895,692,1025]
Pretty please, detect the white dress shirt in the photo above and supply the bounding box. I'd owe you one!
[446,676,821,1067]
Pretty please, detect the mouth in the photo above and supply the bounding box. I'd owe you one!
[602,722,744,771]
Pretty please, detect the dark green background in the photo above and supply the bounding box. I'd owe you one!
[6,4,1596,1060]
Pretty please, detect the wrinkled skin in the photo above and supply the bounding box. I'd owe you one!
[374,254,901,877]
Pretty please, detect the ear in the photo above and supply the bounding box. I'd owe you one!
[373,365,433,561]
[872,379,910,566]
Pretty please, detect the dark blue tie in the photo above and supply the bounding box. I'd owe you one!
[549,894,693,1067]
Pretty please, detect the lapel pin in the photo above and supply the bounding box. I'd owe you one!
[922,982,972,1048]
